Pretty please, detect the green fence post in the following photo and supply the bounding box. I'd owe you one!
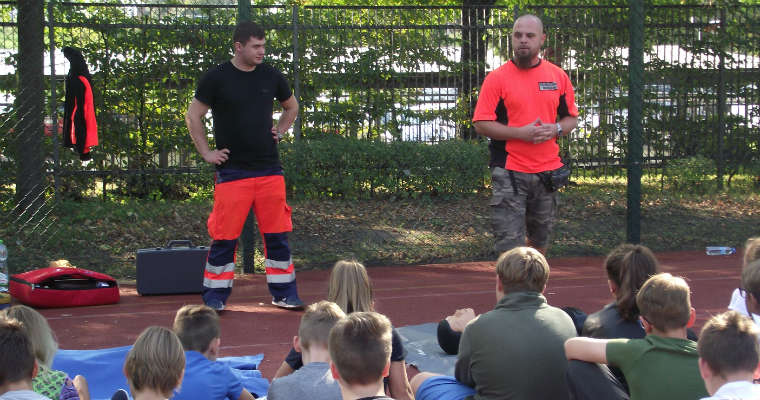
[238,0,250,23]
[626,0,644,244]
[716,7,726,190]
[238,0,256,274]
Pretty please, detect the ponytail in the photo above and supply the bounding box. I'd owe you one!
[616,245,659,321]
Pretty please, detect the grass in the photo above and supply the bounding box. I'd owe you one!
[1,174,759,281]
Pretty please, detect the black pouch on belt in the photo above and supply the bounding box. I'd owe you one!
[540,160,571,192]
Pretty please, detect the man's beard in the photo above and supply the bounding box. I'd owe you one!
[513,49,537,68]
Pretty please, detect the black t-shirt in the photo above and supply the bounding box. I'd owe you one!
[194,61,292,170]
[285,327,407,370]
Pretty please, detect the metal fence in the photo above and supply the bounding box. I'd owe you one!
[0,2,759,260]
[2,3,758,179]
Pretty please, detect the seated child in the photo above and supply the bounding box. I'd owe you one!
[582,244,652,339]
[2,305,89,400]
[268,301,346,400]
[328,311,394,400]
[172,305,256,400]
[729,237,760,325]
[698,310,760,400]
[123,326,185,400]
[565,273,708,400]
[737,259,760,339]
[0,318,51,400]
[414,247,576,400]
[274,260,411,400]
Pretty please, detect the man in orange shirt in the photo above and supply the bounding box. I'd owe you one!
[473,14,579,255]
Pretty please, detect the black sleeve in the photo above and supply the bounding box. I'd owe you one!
[274,68,292,102]
[284,346,303,370]
[390,328,407,362]
[194,69,217,107]
[436,319,462,355]
[557,93,570,118]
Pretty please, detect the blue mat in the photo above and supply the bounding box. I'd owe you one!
[53,347,269,400]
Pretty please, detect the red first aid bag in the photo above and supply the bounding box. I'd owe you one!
[9,267,119,308]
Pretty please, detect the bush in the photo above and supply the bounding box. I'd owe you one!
[281,137,490,199]
[663,156,716,195]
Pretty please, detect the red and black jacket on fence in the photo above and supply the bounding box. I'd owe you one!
[62,46,98,161]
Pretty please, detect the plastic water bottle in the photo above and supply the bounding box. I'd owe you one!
[705,246,736,256]
[0,239,9,306]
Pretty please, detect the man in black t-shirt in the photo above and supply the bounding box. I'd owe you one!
[186,21,303,311]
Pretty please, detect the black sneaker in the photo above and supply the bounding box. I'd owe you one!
[205,299,225,312]
[272,296,305,310]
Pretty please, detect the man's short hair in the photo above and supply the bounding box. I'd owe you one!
[698,310,760,377]
[173,304,220,353]
[742,259,760,301]
[328,311,392,386]
[298,301,346,351]
[124,326,185,398]
[514,14,544,33]
[636,273,691,331]
[0,318,35,386]
[496,247,550,293]
[233,21,265,45]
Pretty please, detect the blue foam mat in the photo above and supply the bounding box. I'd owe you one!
[53,347,269,399]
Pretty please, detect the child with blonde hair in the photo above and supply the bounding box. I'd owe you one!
[172,305,255,400]
[123,326,185,400]
[268,301,346,400]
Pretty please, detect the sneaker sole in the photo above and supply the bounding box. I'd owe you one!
[272,301,304,310]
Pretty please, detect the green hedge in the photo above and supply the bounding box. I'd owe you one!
[281,137,490,199]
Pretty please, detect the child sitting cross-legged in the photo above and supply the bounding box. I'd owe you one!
[268,301,346,400]
[0,318,51,400]
[697,310,760,400]
[564,272,708,400]
[328,312,395,400]
[172,305,256,400]
[123,326,185,400]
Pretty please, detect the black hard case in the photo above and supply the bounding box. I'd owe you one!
[136,240,208,295]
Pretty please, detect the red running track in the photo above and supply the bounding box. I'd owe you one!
[40,250,741,379]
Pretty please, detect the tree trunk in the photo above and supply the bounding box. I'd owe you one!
[15,0,45,216]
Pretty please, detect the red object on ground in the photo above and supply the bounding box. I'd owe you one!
[10,267,119,308]
[36,251,739,379]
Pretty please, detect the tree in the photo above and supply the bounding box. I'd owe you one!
[15,0,44,215]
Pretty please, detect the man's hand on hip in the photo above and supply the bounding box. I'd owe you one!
[271,127,283,143]
[203,148,230,165]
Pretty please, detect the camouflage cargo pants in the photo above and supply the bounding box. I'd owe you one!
[490,166,558,254]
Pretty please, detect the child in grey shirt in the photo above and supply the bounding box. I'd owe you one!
[268,301,345,400]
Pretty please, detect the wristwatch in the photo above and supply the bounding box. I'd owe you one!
[556,123,563,137]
